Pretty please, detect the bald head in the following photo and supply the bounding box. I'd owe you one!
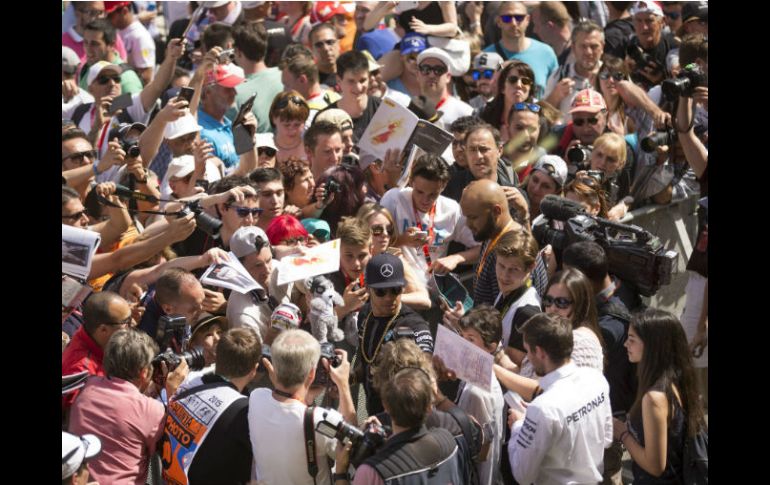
[461,180,513,242]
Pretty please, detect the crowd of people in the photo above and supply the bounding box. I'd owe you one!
[62,1,709,484]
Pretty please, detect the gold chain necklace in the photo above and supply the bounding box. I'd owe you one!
[359,307,401,364]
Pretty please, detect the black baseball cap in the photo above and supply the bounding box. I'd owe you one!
[365,253,406,289]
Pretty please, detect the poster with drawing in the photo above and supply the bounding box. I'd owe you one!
[62,224,101,280]
[277,239,341,285]
[434,324,494,392]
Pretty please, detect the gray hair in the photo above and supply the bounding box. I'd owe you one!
[103,329,159,381]
[571,20,604,43]
[271,329,320,388]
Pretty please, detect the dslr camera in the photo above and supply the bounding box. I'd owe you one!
[176,199,223,238]
[641,128,677,153]
[315,408,389,467]
[152,315,206,384]
[661,63,707,101]
[121,139,141,158]
[324,179,342,203]
[566,143,593,167]
[313,342,342,387]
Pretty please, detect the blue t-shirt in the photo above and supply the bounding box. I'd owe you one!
[386,77,410,97]
[483,38,558,98]
[198,109,239,169]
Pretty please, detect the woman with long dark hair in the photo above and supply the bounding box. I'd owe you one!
[316,164,366,237]
[480,60,536,142]
[613,309,707,484]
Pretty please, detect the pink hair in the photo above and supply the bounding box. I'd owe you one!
[266,214,309,245]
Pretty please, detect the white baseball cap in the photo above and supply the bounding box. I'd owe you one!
[62,432,101,479]
[164,113,203,140]
[86,61,122,86]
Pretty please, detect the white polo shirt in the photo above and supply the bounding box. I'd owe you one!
[509,362,613,485]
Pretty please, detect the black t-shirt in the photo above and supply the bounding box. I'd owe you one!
[320,71,339,90]
[186,375,252,485]
[596,296,637,413]
[323,96,382,144]
[604,18,636,60]
[396,2,444,34]
[172,226,222,258]
[357,303,434,415]
[262,20,291,68]
[494,287,541,352]
[686,165,708,277]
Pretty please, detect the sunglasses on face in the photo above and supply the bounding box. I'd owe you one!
[512,102,540,113]
[599,71,625,82]
[76,7,104,17]
[371,224,394,236]
[664,11,681,20]
[62,150,98,164]
[96,74,121,85]
[283,236,309,245]
[258,147,277,157]
[542,295,573,309]
[373,287,403,297]
[499,14,527,24]
[472,69,496,81]
[418,63,448,76]
[62,209,89,220]
[573,116,601,127]
[314,39,337,49]
[228,205,264,218]
[275,95,308,110]
[506,75,533,86]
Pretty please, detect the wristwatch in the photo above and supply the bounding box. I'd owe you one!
[333,472,351,481]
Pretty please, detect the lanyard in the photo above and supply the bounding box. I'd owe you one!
[476,220,515,279]
[435,94,449,111]
[414,203,436,265]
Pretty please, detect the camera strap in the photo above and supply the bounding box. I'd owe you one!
[303,405,319,484]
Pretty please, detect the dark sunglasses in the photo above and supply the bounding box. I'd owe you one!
[418,63,448,76]
[283,236,309,245]
[512,102,540,113]
[573,116,601,127]
[96,74,121,85]
[371,224,394,236]
[599,71,625,82]
[542,295,573,309]
[62,209,89,220]
[62,150,98,163]
[228,205,264,218]
[313,39,337,49]
[664,11,681,20]
[76,7,104,16]
[258,147,277,157]
[373,287,403,297]
[472,69,496,81]
[499,14,527,24]
[506,75,533,86]
[275,95,308,110]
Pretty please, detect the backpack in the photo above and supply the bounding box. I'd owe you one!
[682,426,708,485]
[445,406,482,485]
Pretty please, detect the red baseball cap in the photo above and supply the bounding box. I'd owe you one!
[104,1,131,15]
[311,2,349,24]
[205,64,245,88]
[569,89,607,114]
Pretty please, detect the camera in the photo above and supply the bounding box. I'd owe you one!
[324,179,341,203]
[155,315,188,353]
[532,195,677,297]
[585,170,604,184]
[641,128,677,153]
[177,199,223,238]
[152,347,206,374]
[258,345,272,372]
[219,48,235,63]
[341,152,359,168]
[661,63,707,101]
[625,44,663,88]
[566,144,592,167]
[315,408,389,467]
[313,342,342,387]
[121,139,141,158]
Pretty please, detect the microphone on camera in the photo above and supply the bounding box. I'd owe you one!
[539,194,586,221]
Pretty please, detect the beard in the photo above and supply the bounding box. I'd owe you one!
[473,212,498,242]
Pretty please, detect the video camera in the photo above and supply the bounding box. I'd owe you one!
[532,195,677,297]
[662,63,707,101]
[315,408,389,467]
[151,315,206,384]
[626,44,664,88]
[566,144,592,167]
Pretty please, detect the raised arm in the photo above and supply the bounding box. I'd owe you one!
[675,94,707,178]
[90,183,132,250]
[138,96,189,167]
[615,80,669,128]
[139,38,185,112]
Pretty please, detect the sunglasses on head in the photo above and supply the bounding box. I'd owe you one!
[258,147,277,157]
[96,74,121,85]
[371,224,393,236]
[418,63,448,76]
[227,205,264,218]
[573,116,601,127]
[313,39,337,49]
[512,102,540,113]
[373,287,403,297]
[542,295,573,309]
[472,69,496,81]
[62,209,89,220]
[499,14,527,24]
[275,95,308,110]
[62,150,98,164]
[599,71,625,82]
[506,75,533,86]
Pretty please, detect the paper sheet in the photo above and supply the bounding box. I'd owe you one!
[434,325,494,392]
[200,251,262,294]
[62,224,101,280]
[276,239,341,285]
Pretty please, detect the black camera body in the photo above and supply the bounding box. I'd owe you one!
[258,345,272,373]
[315,408,389,467]
[341,152,360,168]
[324,179,341,203]
[152,347,206,374]
[177,200,223,238]
[567,143,593,167]
[641,128,677,153]
[156,315,188,353]
[585,170,604,184]
[313,342,342,387]
[121,139,141,158]
[661,64,707,100]
[532,196,677,297]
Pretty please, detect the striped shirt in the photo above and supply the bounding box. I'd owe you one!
[473,240,500,307]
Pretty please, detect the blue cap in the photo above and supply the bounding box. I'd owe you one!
[400,32,428,56]
[365,253,406,289]
[301,218,331,243]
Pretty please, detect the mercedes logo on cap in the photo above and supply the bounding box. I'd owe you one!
[380,264,394,278]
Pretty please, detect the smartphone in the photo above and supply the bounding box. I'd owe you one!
[233,124,255,155]
[232,93,257,127]
[178,86,195,104]
[504,391,526,414]
[108,93,132,114]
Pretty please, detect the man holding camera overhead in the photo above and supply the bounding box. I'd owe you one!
[248,329,355,485]
[161,327,260,485]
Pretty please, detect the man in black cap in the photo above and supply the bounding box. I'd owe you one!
[356,253,434,416]
[677,1,707,38]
